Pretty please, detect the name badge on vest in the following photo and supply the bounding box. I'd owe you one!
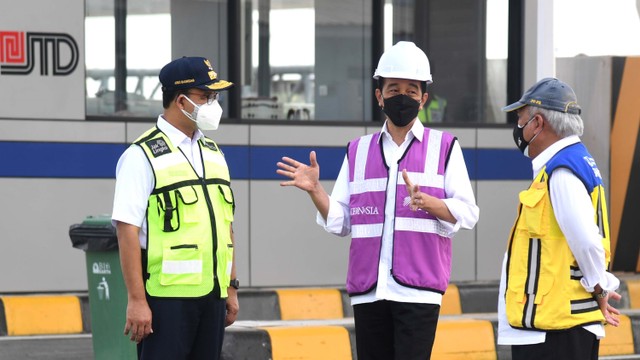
[202,141,218,152]
[145,139,171,157]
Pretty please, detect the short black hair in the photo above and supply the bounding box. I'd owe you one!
[377,77,428,94]
[162,89,187,109]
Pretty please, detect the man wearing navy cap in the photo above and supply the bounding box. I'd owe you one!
[112,56,238,359]
[497,78,621,360]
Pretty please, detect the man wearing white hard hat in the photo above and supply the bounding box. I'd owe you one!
[277,41,479,359]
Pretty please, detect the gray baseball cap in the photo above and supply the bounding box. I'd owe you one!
[502,77,582,115]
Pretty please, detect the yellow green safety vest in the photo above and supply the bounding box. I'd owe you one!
[418,95,447,123]
[505,158,610,331]
[134,127,234,298]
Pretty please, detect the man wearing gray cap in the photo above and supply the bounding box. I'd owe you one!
[112,56,238,359]
[497,77,621,359]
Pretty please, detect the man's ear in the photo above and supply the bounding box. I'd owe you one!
[375,88,383,107]
[420,92,429,109]
[534,113,545,129]
[175,93,185,109]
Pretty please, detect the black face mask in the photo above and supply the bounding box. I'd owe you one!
[512,115,540,157]
[382,94,421,127]
[512,123,529,154]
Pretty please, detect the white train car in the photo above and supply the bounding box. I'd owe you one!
[0,0,638,293]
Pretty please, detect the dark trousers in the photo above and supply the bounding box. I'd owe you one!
[511,327,599,360]
[137,292,227,360]
[353,300,440,360]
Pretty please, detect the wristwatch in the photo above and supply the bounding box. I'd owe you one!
[595,289,608,299]
[229,278,240,290]
[592,285,608,299]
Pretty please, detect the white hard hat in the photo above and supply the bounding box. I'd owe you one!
[373,41,432,84]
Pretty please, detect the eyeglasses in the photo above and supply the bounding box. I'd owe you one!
[185,91,219,105]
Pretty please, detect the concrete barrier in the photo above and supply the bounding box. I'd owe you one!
[236,282,499,321]
[0,295,84,336]
[275,288,344,320]
[222,311,640,360]
[2,276,640,359]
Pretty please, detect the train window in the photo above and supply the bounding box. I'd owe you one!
[386,0,509,124]
[84,0,509,123]
[242,0,372,121]
[85,0,170,118]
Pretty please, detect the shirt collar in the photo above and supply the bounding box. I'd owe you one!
[531,135,581,176]
[377,119,425,144]
[157,115,204,147]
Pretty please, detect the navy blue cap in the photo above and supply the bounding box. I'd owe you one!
[159,56,233,92]
[503,77,581,115]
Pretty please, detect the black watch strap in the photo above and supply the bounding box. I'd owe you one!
[229,279,240,289]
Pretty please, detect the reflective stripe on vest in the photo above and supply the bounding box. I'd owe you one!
[346,129,455,295]
[135,127,234,298]
[506,147,610,330]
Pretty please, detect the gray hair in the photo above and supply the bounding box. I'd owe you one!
[528,106,583,138]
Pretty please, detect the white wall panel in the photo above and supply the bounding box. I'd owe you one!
[230,180,250,287]
[251,125,366,147]
[477,128,515,149]
[249,180,349,287]
[450,223,477,281]
[0,178,115,292]
[0,120,125,143]
[475,180,528,280]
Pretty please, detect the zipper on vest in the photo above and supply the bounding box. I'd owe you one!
[170,244,198,250]
[200,178,220,291]
[386,165,395,278]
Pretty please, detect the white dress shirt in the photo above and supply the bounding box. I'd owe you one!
[317,120,480,306]
[497,135,620,344]
[111,116,205,248]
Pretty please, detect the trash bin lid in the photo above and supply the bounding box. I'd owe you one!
[69,215,119,252]
[81,214,114,226]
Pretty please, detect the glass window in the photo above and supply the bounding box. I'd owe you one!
[86,0,171,117]
[386,0,509,124]
[85,0,509,123]
[241,0,372,121]
[485,0,508,123]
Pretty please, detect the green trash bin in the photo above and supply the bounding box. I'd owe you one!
[70,215,137,360]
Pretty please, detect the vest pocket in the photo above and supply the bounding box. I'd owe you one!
[177,186,200,224]
[160,243,203,285]
[518,184,547,237]
[506,274,553,302]
[507,275,528,304]
[218,242,234,296]
[532,275,554,304]
[217,185,235,222]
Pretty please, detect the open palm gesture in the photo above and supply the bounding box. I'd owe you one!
[276,151,320,192]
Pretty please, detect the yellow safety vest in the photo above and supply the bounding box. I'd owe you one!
[418,95,447,123]
[505,165,610,330]
[134,127,234,298]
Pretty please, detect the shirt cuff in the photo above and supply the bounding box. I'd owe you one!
[580,271,620,293]
[438,218,459,237]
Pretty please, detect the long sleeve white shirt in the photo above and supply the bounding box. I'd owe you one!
[111,116,206,248]
[497,135,620,344]
[317,120,480,306]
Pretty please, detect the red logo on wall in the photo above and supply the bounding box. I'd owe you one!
[0,30,79,75]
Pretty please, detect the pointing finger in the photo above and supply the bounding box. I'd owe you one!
[402,169,413,187]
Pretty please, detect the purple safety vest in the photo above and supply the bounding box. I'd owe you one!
[346,128,455,295]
